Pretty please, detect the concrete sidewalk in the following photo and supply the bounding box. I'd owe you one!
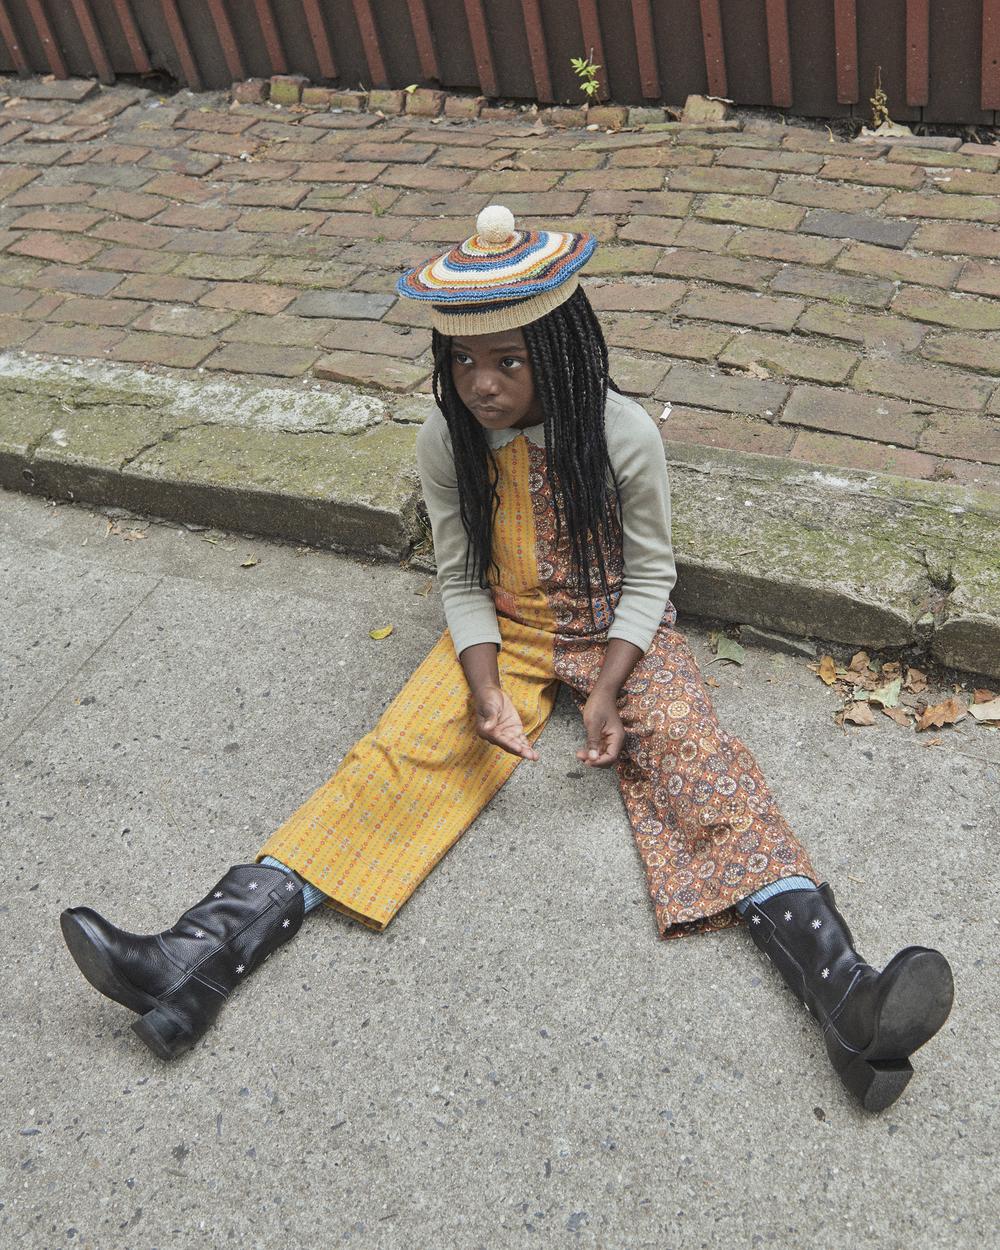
[0,77,998,675]
[0,488,996,1249]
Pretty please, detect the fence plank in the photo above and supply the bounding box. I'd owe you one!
[764,0,792,107]
[404,0,439,83]
[630,0,660,99]
[110,0,152,75]
[984,0,1000,108]
[833,0,859,103]
[576,0,609,100]
[905,0,929,105]
[302,0,337,79]
[23,0,67,78]
[463,0,497,98]
[206,0,245,84]
[699,0,728,98]
[0,0,30,75]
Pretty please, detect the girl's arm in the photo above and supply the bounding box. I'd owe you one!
[460,642,539,761]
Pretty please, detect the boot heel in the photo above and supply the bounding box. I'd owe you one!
[131,1004,195,1061]
[840,1053,914,1112]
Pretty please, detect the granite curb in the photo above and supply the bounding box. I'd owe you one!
[2,351,996,680]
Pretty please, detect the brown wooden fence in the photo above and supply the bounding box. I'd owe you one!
[0,2,997,124]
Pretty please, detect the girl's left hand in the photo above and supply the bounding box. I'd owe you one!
[577,690,626,768]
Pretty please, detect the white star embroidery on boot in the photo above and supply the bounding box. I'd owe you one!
[248,882,258,890]
[282,918,290,928]
[811,918,822,929]
[213,891,223,898]
[821,968,830,979]
[236,964,245,974]
[284,881,295,891]
[784,911,793,921]
[751,915,761,925]
[194,930,205,938]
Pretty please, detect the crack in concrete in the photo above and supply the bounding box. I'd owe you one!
[118,421,213,472]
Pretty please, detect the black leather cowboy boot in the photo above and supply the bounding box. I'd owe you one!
[743,882,954,1112]
[60,861,306,1061]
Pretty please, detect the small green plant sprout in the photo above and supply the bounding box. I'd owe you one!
[570,52,601,101]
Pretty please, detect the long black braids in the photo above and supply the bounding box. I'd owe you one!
[430,284,623,625]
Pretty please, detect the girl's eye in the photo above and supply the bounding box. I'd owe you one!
[501,357,522,368]
[452,352,471,365]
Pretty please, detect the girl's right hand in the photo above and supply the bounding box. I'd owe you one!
[474,685,539,760]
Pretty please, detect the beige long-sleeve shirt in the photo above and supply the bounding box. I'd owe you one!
[415,388,676,657]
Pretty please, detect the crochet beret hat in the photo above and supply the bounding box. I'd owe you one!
[396,205,597,335]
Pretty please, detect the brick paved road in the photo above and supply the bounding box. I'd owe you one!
[0,78,998,494]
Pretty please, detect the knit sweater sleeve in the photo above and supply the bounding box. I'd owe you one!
[604,393,677,653]
[415,410,502,657]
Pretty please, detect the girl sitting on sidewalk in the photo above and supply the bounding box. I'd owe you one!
[60,206,953,1112]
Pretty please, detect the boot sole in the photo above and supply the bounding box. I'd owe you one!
[835,948,954,1113]
[60,910,157,1016]
[60,910,196,1061]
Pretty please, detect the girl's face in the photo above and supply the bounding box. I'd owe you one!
[449,328,545,431]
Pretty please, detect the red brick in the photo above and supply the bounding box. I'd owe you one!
[314,349,431,392]
[201,341,319,376]
[133,305,236,337]
[883,191,1000,224]
[584,279,687,312]
[667,166,777,195]
[727,227,842,267]
[772,178,890,213]
[782,385,924,446]
[715,147,823,175]
[887,146,998,171]
[933,458,1000,491]
[7,232,104,263]
[607,145,714,169]
[88,188,171,220]
[430,148,519,171]
[585,246,662,276]
[618,217,682,246]
[224,184,311,208]
[892,287,1000,330]
[84,143,150,166]
[315,318,428,358]
[956,260,1000,298]
[233,208,326,233]
[917,412,1000,464]
[661,407,794,456]
[719,331,858,383]
[0,314,34,347]
[7,182,86,208]
[216,314,326,347]
[790,430,936,477]
[912,222,1000,258]
[541,106,587,128]
[199,283,298,314]
[771,266,895,309]
[853,359,993,410]
[583,190,691,217]
[608,353,670,396]
[11,208,106,233]
[383,165,473,191]
[443,95,485,119]
[175,109,256,135]
[695,195,804,230]
[105,331,216,367]
[817,157,924,188]
[653,248,779,289]
[935,170,1000,196]
[603,313,735,360]
[920,332,1000,372]
[515,149,604,171]
[795,305,927,352]
[152,204,240,231]
[232,79,269,105]
[89,219,184,249]
[345,142,436,163]
[405,88,445,117]
[834,242,961,290]
[561,168,664,192]
[368,90,406,115]
[43,295,147,327]
[289,161,386,183]
[21,323,124,358]
[678,287,804,332]
[142,173,220,204]
[655,361,789,416]
[674,220,737,250]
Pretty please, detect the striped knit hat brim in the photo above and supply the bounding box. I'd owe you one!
[396,205,597,334]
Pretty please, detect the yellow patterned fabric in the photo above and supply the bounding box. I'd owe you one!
[255,438,556,931]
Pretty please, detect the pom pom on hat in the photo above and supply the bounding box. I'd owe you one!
[396,204,597,335]
[475,204,516,247]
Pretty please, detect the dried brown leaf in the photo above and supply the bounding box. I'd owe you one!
[848,650,871,673]
[843,701,876,726]
[915,697,965,732]
[880,661,902,680]
[817,655,837,686]
[881,705,911,728]
[973,688,997,704]
[904,666,928,694]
